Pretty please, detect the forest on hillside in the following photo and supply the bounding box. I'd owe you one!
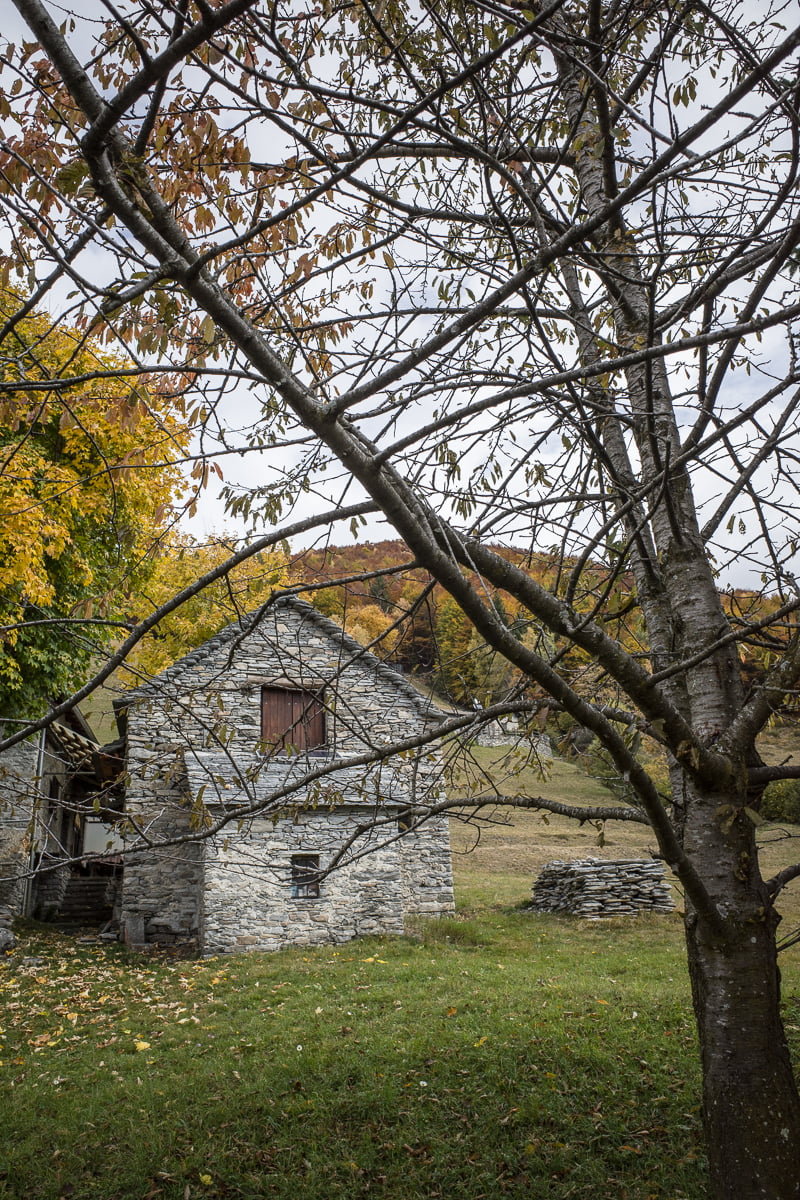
[290,539,785,708]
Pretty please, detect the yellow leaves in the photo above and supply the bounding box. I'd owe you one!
[341,604,400,658]
[0,292,191,706]
[473,1036,487,1047]
[122,535,289,681]
[0,305,187,540]
[0,452,81,609]
[134,1040,151,1052]
[31,1030,59,1048]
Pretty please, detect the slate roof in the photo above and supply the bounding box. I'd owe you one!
[122,593,442,723]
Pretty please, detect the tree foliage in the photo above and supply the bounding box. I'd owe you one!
[3,1,800,1194]
[120,534,288,682]
[0,292,188,714]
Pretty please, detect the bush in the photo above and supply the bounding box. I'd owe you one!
[761,779,800,824]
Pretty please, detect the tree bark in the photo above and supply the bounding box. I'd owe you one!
[680,777,800,1198]
[686,915,800,1198]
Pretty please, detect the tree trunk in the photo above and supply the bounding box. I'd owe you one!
[681,780,800,1198]
[686,918,800,1199]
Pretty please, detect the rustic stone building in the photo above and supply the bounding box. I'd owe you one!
[119,595,454,954]
[0,710,123,920]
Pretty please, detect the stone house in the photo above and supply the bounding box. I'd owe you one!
[0,709,124,921]
[117,595,455,954]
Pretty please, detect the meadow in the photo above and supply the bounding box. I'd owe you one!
[1,743,798,1200]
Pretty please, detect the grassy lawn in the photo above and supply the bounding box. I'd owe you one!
[2,916,714,1200]
[1,737,799,1200]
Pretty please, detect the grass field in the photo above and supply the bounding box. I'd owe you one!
[1,736,799,1200]
[449,733,800,933]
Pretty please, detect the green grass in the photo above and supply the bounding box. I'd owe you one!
[2,736,800,1199]
[0,914,718,1200]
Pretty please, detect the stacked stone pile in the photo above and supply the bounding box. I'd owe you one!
[529,858,674,917]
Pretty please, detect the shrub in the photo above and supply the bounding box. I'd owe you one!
[761,778,800,824]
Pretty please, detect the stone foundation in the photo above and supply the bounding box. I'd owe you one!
[0,905,14,953]
[0,734,39,912]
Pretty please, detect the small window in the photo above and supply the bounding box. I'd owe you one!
[261,687,326,754]
[290,853,320,899]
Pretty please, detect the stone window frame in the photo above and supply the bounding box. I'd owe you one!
[290,853,321,900]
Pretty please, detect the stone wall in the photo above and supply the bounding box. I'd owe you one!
[119,776,204,947]
[200,810,401,954]
[0,732,39,911]
[122,598,455,952]
[0,905,14,952]
[473,718,550,757]
[529,858,675,918]
[399,815,454,916]
[30,859,71,919]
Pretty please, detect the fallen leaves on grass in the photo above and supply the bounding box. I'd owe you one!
[0,930,209,1070]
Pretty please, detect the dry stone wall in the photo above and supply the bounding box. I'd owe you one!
[398,816,454,917]
[0,904,15,952]
[530,858,675,918]
[120,787,204,947]
[473,718,550,757]
[201,810,405,955]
